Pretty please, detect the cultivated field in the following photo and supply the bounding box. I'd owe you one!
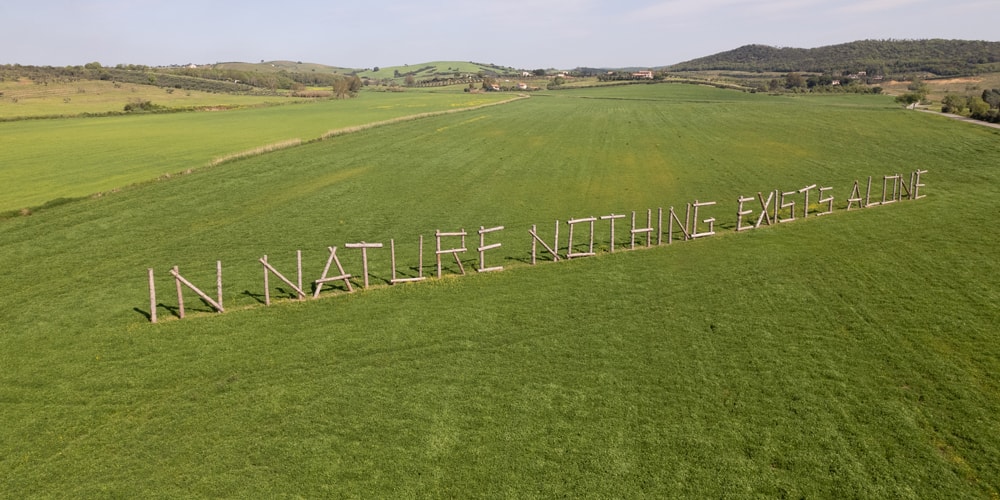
[1,83,998,497]
[0,90,511,212]
[0,78,297,119]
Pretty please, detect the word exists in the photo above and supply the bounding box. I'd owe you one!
[145,171,926,323]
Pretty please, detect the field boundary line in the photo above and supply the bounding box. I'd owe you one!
[319,95,529,140]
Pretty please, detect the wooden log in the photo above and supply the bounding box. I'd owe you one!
[314,246,353,297]
[755,191,774,228]
[174,266,185,318]
[600,214,625,253]
[798,184,816,218]
[390,239,397,282]
[913,169,927,199]
[865,175,876,207]
[170,265,224,314]
[529,223,560,264]
[217,260,224,311]
[262,256,270,306]
[771,189,779,222]
[148,268,157,324]
[736,195,754,232]
[691,200,717,238]
[847,180,864,210]
[899,173,913,200]
[815,186,834,216]
[881,175,893,205]
[645,209,653,247]
[260,254,306,301]
[566,217,597,258]
[657,207,663,246]
[345,242,383,288]
[436,230,468,277]
[777,190,796,223]
[667,205,691,244]
[477,225,504,273]
[630,210,654,249]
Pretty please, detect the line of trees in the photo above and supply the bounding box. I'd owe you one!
[765,72,883,94]
[0,63,364,98]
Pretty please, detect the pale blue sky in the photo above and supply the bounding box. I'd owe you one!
[2,0,997,69]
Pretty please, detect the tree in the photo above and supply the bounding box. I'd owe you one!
[784,72,805,89]
[982,89,1000,109]
[532,69,546,76]
[895,92,922,109]
[404,74,415,86]
[968,96,990,119]
[907,78,929,95]
[941,94,967,114]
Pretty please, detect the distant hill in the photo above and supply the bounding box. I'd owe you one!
[666,39,1000,77]
[355,61,524,82]
[209,60,353,74]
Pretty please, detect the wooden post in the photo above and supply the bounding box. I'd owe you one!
[345,242,384,288]
[865,175,876,207]
[435,230,467,277]
[148,268,157,324]
[777,191,796,223]
[772,189,780,222]
[667,205,691,244]
[691,200,717,238]
[170,265,224,315]
[847,180,864,210]
[754,191,773,228]
[630,209,653,249]
[882,175,894,205]
[260,252,306,302]
[799,184,817,218]
[314,246,353,297]
[736,195,754,232]
[913,169,927,199]
[898,173,912,200]
[174,265,184,319]
[566,217,597,259]
[262,256,270,306]
[529,222,560,264]
[390,238,427,284]
[477,225,505,273]
[657,207,663,245]
[815,186,834,216]
[600,214,626,252]
[217,260,223,311]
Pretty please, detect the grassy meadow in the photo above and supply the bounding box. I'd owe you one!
[0,90,511,212]
[1,83,999,497]
[0,78,297,119]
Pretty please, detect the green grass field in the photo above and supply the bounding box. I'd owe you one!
[1,83,999,497]
[0,78,300,119]
[0,90,510,212]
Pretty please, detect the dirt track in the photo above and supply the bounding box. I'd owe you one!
[916,108,1000,130]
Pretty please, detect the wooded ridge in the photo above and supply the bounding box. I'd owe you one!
[666,39,1000,77]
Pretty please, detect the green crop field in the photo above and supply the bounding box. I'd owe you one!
[0,90,511,212]
[0,78,300,119]
[1,83,999,497]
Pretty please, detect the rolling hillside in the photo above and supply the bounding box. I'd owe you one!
[666,39,1000,77]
